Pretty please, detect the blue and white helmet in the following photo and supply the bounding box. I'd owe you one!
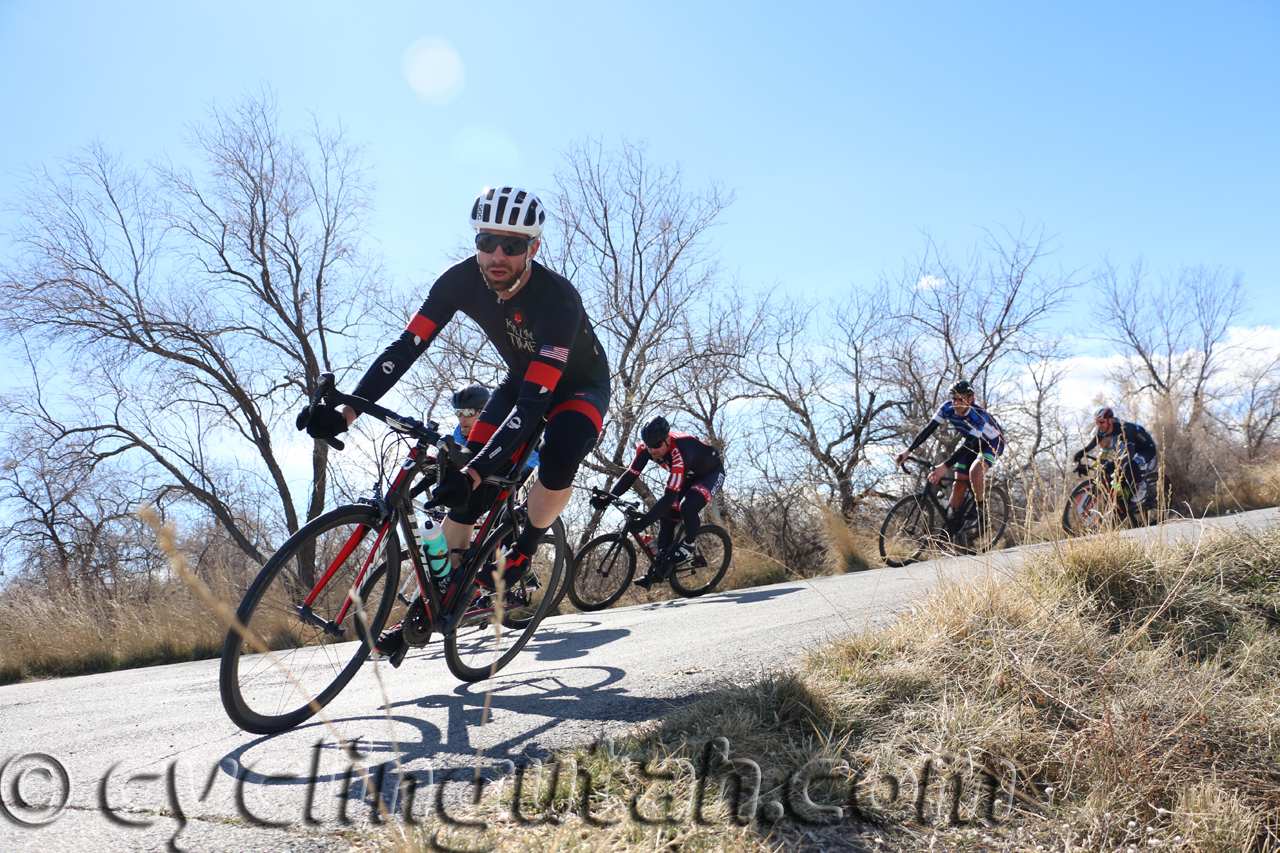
[469,186,546,238]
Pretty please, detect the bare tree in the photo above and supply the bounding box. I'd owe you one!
[0,416,167,595]
[888,225,1079,429]
[737,289,904,517]
[0,91,387,569]
[1098,260,1246,429]
[541,139,734,540]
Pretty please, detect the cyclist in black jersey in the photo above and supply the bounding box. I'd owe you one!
[1072,406,1159,521]
[301,186,609,664]
[591,416,725,588]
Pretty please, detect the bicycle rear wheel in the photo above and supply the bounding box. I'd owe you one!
[879,495,936,567]
[668,525,732,598]
[964,484,1009,553]
[566,534,637,611]
[219,504,398,734]
[444,531,566,682]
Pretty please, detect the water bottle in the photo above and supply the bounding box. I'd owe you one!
[414,505,449,582]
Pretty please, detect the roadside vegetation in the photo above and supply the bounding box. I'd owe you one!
[366,524,1280,853]
[2,90,1279,690]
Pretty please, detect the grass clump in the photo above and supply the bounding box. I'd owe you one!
[381,525,1280,852]
[0,580,230,685]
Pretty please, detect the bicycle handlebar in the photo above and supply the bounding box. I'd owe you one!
[899,454,934,473]
[589,487,642,515]
[307,371,443,448]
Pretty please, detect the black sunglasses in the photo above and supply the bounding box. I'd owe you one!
[475,232,534,255]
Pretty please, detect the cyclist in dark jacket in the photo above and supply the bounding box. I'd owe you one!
[1072,406,1159,520]
[592,416,725,587]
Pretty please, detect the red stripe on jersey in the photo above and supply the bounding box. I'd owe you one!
[407,313,438,341]
[467,421,498,446]
[667,447,685,491]
[524,361,563,391]
[549,399,604,434]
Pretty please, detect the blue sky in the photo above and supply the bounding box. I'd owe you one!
[2,0,1278,327]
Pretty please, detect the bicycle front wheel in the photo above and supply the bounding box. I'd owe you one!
[566,534,637,611]
[879,495,936,567]
[444,531,565,682]
[1062,481,1112,536]
[669,525,733,598]
[219,504,399,734]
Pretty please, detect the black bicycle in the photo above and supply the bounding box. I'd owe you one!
[1062,452,1175,536]
[219,373,568,735]
[878,455,1010,567]
[566,488,734,611]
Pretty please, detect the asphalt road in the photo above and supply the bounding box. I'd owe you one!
[2,507,1276,852]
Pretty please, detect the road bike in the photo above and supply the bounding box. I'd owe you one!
[1062,452,1175,536]
[878,455,1010,567]
[219,373,568,735]
[566,488,733,611]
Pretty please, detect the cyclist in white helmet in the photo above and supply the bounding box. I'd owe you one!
[301,186,610,665]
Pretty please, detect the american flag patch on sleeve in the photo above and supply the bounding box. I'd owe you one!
[539,345,570,363]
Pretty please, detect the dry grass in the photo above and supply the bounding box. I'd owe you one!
[1206,457,1280,516]
[383,525,1280,852]
[817,504,874,574]
[0,577,231,685]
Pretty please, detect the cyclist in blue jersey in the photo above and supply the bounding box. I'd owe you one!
[895,379,1006,538]
[1072,406,1159,522]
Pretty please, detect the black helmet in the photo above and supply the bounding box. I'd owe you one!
[640,416,670,447]
[451,383,490,410]
[1094,405,1115,421]
[948,379,975,397]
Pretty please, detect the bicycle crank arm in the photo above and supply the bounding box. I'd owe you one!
[295,603,347,637]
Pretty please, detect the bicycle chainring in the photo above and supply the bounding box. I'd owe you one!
[403,597,433,646]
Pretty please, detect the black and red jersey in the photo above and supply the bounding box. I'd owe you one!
[351,257,609,476]
[612,431,722,496]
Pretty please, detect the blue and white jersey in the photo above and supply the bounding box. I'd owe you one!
[932,402,1006,457]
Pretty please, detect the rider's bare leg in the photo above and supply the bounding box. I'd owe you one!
[442,518,472,568]
[525,480,572,528]
[969,461,987,502]
[949,472,970,513]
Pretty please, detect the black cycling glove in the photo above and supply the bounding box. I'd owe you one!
[1073,462,1088,477]
[430,468,473,510]
[589,492,611,511]
[296,404,348,443]
[623,517,647,535]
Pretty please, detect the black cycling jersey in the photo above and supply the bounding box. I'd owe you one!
[1083,420,1158,462]
[611,431,724,529]
[352,257,609,478]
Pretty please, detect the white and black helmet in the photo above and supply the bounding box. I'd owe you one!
[469,186,546,238]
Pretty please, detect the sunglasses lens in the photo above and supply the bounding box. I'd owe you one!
[475,233,529,254]
[456,408,477,418]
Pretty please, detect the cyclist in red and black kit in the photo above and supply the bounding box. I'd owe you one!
[591,416,725,588]
[300,186,609,664]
